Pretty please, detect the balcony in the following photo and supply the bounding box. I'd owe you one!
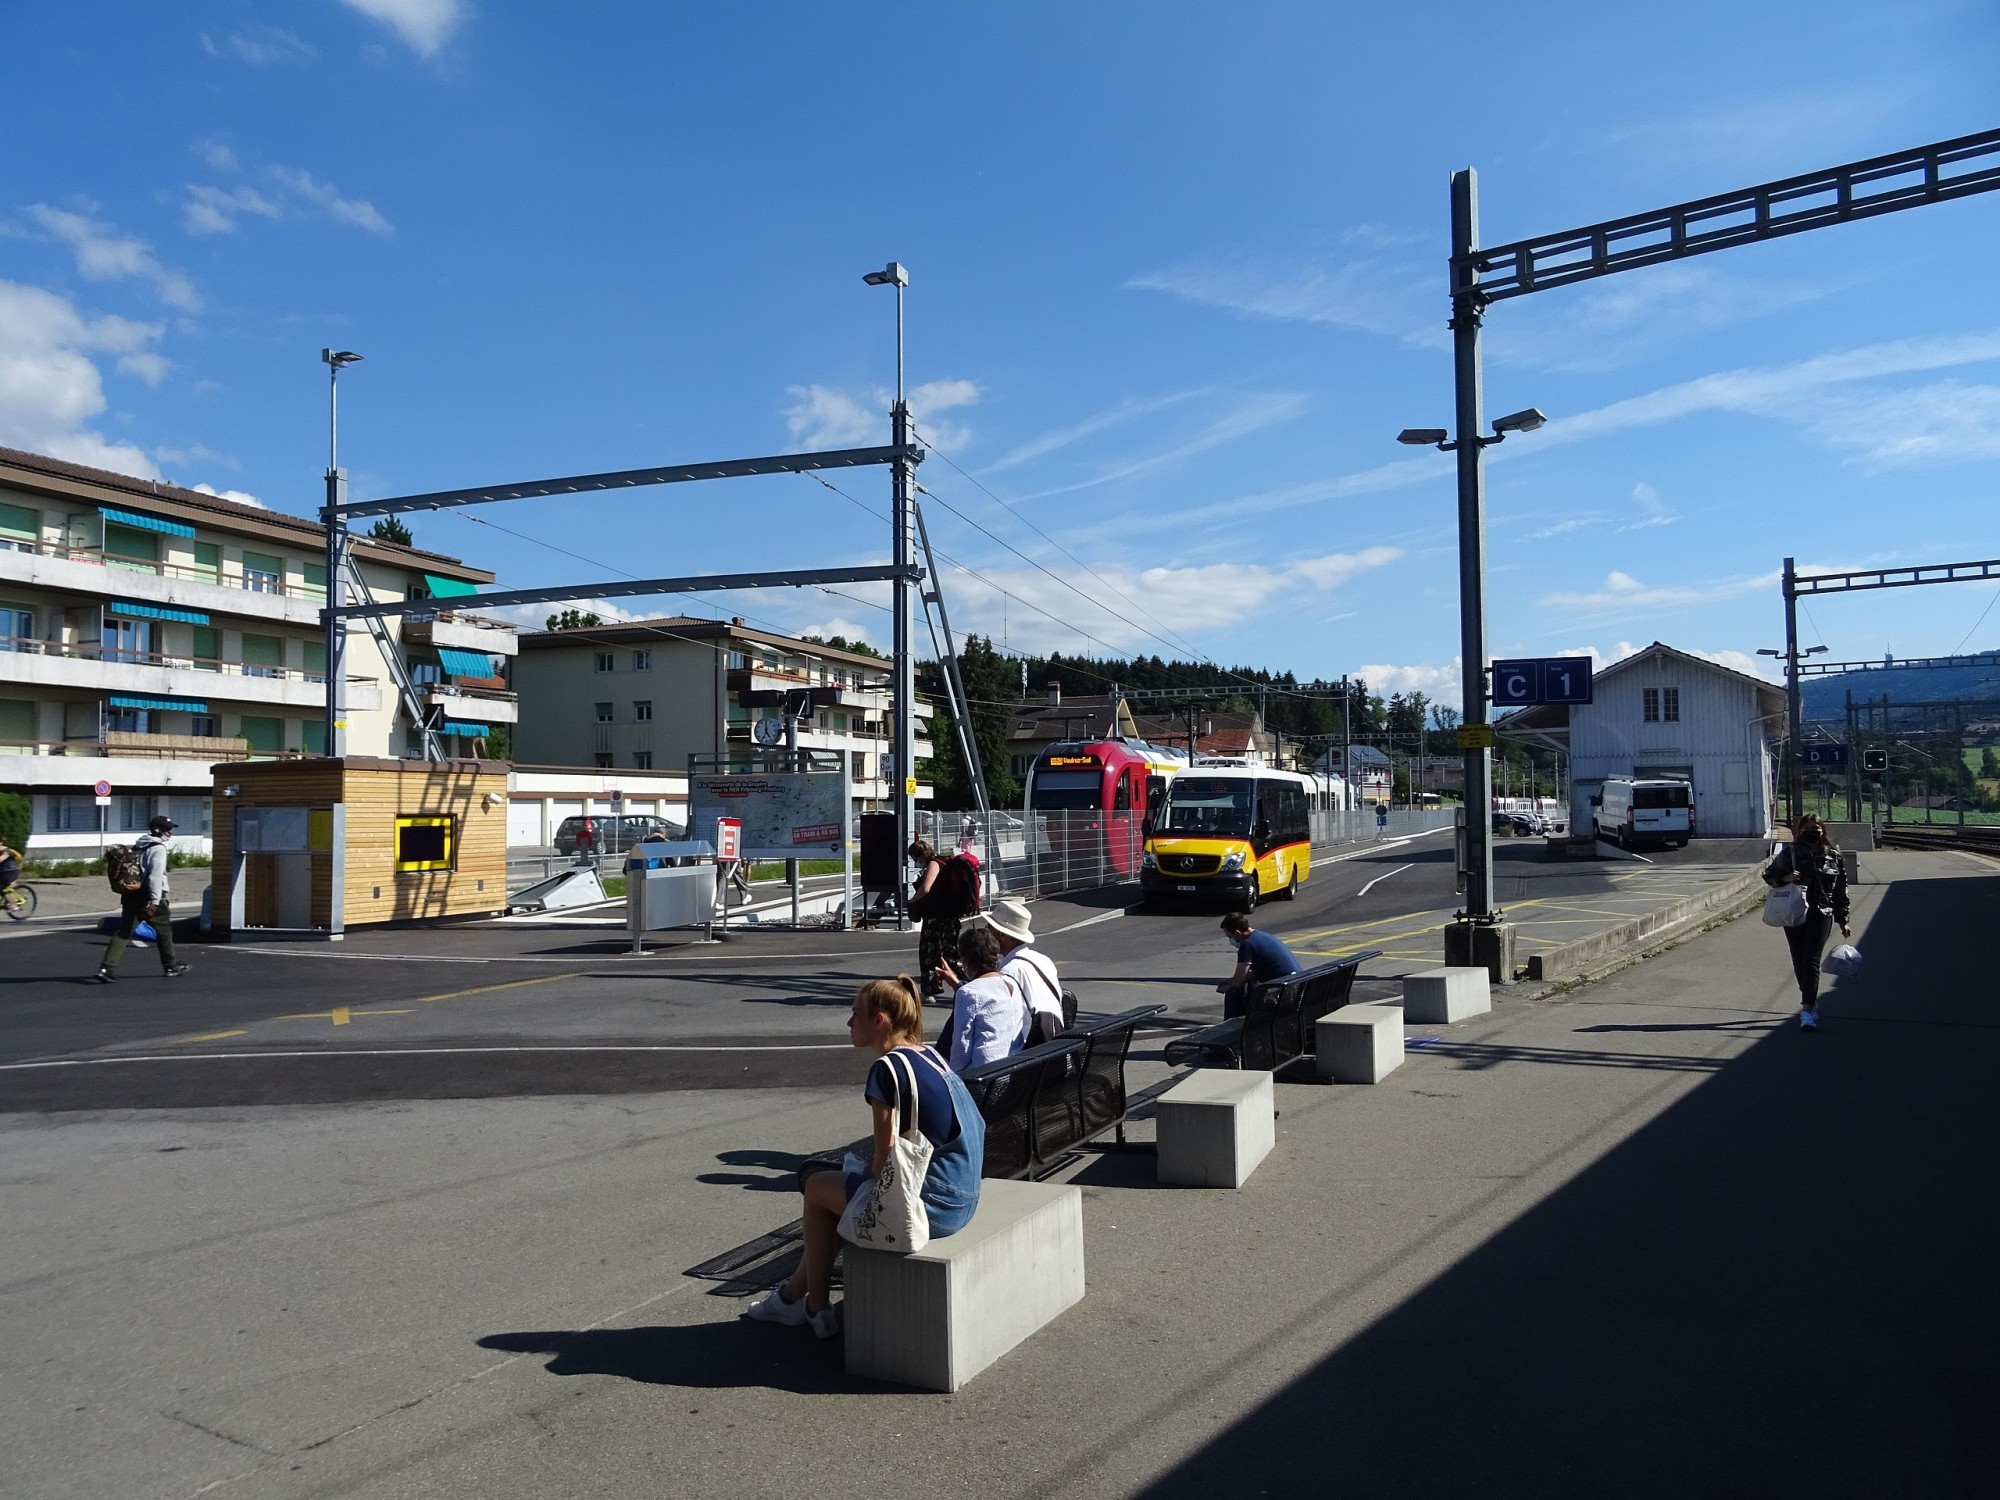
[0,638,380,712]
[424,682,519,725]
[101,730,253,761]
[403,613,520,658]
[0,542,324,626]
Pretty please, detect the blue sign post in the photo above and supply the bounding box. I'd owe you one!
[1489,657,1594,707]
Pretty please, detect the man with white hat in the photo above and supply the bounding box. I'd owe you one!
[957,896,1067,1044]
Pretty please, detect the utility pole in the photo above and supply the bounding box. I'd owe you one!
[320,350,362,759]
[866,262,917,931]
[1782,556,1803,824]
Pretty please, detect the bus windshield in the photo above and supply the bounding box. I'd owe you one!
[1029,769,1103,811]
[1157,777,1253,836]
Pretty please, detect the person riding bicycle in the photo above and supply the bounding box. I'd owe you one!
[0,838,21,898]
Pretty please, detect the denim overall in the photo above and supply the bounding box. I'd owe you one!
[849,1045,986,1238]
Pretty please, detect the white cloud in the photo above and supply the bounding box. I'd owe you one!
[1353,658,1463,697]
[785,377,982,454]
[116,351,170,385]
[181,183,283,236]
[22,204,200,312]
[794,617,878,650]
[1539,568,1780,612]
[338,0,468,57]
[198,140,240,173]
[0,280,165,476]
[265,167,393,235]
[191,483,263,508]
[907,378,980,455]
[1799,380,2000,467]
[201,26,316,66]
[1008,393,1310,503]
[982,389,1207,475]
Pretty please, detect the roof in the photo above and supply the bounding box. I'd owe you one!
[1495,641,1785,732]
[0,444,492,582]
[517,614,891,670]
[1011,696,1139,741]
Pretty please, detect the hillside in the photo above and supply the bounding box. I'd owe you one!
[1801,657,2000,721]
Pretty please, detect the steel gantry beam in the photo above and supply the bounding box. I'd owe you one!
[1799,649,2000,679]
[1461,128,2000,304]
[1791,556,2000,596]
[332,444,913,521]
[329,563,920,622]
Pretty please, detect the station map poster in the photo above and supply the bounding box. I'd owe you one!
[688,772,851,861]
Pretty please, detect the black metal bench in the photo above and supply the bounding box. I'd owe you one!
[959,1004,1167,1179]
[1161,951,1382,1073]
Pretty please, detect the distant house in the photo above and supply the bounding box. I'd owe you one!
[1315,743,1392,802]
[1496,641,1785,838]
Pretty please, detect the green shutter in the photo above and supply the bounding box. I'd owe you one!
[0,503,37,542]
[239,715,282,753]
[241,633,283,667]
[300,719,326,754]
[104,523,159,566]
[191,625,220,670]
[193,541,220,578]
[0,698,34,742]
[303,641,327,672]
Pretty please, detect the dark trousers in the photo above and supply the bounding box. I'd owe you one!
[103,894,174,972]
[1783,911,1832,1009]
[1224,983,1252,1019]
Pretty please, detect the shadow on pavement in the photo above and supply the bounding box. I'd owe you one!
[1135,869,2000,1499]
[477,1322,864,1395]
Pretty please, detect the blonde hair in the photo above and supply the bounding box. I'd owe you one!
[856,975,924,1043]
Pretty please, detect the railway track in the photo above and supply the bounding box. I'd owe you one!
[1877,823,2000,854]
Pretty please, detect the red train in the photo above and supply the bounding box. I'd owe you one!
[1024,738,1189,877]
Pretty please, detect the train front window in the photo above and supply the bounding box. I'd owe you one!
[1030,769,1103,810]
[1157,778,1252,835]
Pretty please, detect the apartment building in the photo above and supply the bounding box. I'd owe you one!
[510,615,930,804]
[0,445,512,856]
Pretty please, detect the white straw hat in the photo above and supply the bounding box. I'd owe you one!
[971,896,1034,945]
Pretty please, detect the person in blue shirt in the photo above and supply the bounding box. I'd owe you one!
[1216,911,1302,1017]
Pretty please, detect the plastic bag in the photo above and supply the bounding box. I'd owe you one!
[1761,884,1808,928]
[1822,943,1864,978]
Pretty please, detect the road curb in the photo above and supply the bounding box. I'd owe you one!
[1523,865,1768,986]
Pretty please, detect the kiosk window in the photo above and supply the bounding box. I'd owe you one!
[394,816,454,871]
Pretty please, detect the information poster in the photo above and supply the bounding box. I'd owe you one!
[688,771,850,860]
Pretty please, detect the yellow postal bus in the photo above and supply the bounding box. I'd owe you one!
[1139,764,1314,909]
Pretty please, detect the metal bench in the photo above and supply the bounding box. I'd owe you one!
[959,1004,1167,1179]
[1161,951,1382,1073]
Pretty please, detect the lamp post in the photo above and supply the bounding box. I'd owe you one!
[1396,383,1545,973]
[862,263,915,928]
[321,349,362,760]
[1759,637,1827,821]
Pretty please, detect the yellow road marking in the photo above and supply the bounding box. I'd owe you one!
[277,1006,412,1025]
[333,1005,349,1026]
[173,1029,247,1044]
[415,973,576,1004]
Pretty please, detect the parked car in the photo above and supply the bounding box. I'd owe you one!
[554,814,684,855]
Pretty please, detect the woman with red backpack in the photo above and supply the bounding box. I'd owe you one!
[907,837,979,1002]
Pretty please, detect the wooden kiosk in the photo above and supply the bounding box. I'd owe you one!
[210,757,509,937]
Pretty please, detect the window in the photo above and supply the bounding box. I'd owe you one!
[593,752,614,768]
[595,651,614,673]
[633,751,653,769]
[239,715,283,754]
[300,562,328,600]
[393,815,454,872]
[633,700,652,722]
[241,633,284,679]
[48,795,100,832]
[104,618,153,665]
[1643,688,1660,723]
[725,650,748,669]
[191,540,220,581]
[242,551,282,594]
[169,795,211,836]
[105,707,150,733]
[0,605,33,652]
[632,649,652,671]
[190,714,221,738]
[0,698,34,748]
[120,795,153,832]
[303,640,327,684]
[0,502,37,553]
[300,719,326,754]
[1663,687,1680,723]
[104,523,158,571]
[594,701,613,723]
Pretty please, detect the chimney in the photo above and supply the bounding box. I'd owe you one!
[731,616,745,626]
[1046,681,1061,708]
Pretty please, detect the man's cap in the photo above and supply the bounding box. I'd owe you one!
[148,815,178,834]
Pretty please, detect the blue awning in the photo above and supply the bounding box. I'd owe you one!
[109,694,209,713]
[436,647,494,678]
[100,505,196,539]
[108,600,210,626]
[440,720,493,735]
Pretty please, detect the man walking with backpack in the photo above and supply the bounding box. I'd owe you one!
[95,814,189,983]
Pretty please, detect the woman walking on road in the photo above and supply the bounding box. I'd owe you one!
[1762,813,1850,1031]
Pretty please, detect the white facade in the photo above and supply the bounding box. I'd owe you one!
[0,445,506,856]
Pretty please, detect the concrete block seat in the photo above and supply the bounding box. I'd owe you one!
[1317,1002,1405,1084]
[1402,966,1491,1024]
[1155,1069,1275,1188]
[844,1178,1085,1392]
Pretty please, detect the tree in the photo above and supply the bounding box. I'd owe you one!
[368,516,413,547]
[801,633,883,660]
[1981,745,1999,779]
[545,609,604,631]
[920,634,1023,809]
[0,791,27,854]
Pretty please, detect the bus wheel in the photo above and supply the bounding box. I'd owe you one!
[1282,868,1299,900]
[1243,880,1258,911]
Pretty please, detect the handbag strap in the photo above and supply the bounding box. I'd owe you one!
[884,1048,920,1139]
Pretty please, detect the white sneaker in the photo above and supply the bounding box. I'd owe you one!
[807,1301,841,1340]
[743,1286,809,1326]
[1799,1008,1818,1031]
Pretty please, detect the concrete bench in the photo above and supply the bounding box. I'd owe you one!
[1316,1003,1405,1084]
[1155,1069,1274,1188]
[843,1178,1085,1392]
[1403,966,1491,1024]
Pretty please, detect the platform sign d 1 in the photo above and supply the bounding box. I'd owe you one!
[714,816,741,862]
[1799,744,1850,767]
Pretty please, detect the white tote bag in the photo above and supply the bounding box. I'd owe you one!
[837,1049,933,1255]
[1761,883,1808,928]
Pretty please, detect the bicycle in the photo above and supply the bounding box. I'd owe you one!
[2,880,37,921]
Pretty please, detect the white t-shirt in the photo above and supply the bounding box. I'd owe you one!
[1002,946,1064,1028]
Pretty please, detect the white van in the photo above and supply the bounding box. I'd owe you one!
[1593,778,1693,849]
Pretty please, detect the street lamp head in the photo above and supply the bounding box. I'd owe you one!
[1804,645,1829,656]
[1397,428,1449,447]
[1491,407,1547,435]
[862,262,909,289]
[322,349,363,369]
[1756,648,1783,657]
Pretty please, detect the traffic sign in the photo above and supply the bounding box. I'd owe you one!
[1799,744,1850,767]
[609,788,624,806]
[94,780,112,797]
[1456,723,1495,750]
[1862,748,1888,773]
[1489,657,1593,707]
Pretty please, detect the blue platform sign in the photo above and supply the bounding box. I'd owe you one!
[1799,744,1850,767]
[1490,657,1594,707]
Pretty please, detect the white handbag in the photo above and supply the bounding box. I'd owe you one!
[1761,883,1808,928]
[837,1049,933,1255]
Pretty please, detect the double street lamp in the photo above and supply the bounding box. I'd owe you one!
[1396,406,1548,451]
[863,262,917,927]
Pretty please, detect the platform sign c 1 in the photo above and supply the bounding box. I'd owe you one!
[1489,656,1593,707]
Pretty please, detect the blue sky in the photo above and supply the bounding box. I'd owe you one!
[5,1,1998,698]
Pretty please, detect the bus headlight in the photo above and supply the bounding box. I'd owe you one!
[1221,850,1246,872]
[1141,850,1156,870]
